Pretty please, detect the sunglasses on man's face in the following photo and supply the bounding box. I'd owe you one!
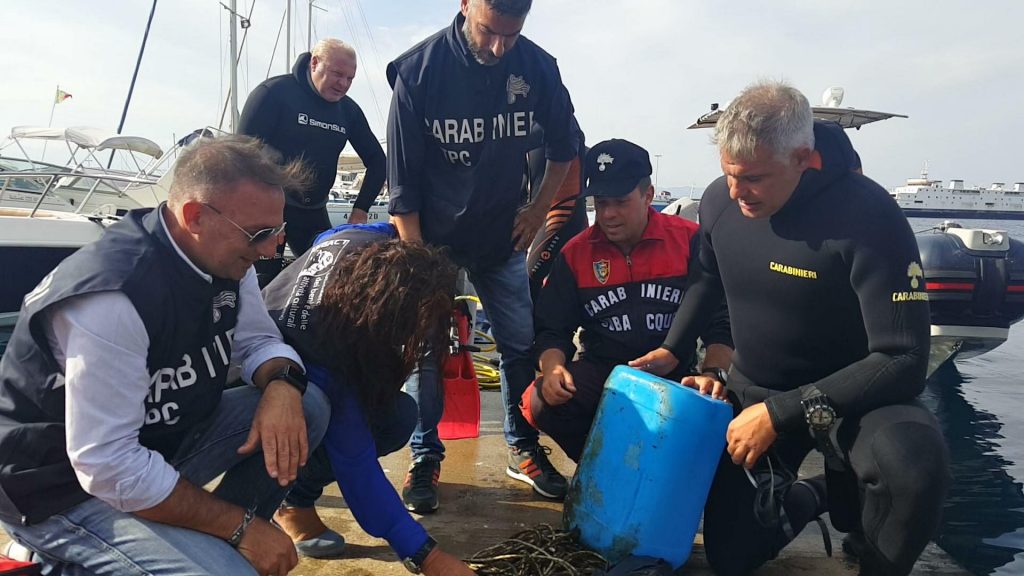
[202,203,286,245]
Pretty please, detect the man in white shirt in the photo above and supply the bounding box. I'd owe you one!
[0,136,330,576]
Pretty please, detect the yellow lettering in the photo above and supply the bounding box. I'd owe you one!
[769,261,818,280]
[892,291,929,302]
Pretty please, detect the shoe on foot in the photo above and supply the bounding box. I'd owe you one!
[794,475,832,557]
[403,458,441,514]
[506,444,567,500]
[273,505,346,559]
[294,530,346,559]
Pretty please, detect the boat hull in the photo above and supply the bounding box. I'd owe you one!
[901,208,1024,220]
[0,208,107,325]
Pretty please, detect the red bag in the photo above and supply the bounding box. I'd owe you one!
[0,555,41,576]
[437,306,481,440]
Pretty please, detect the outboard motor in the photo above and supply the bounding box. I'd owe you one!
[918,221,1024,374]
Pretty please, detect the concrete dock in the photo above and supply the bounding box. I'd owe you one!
[281,388,967,575]
[1,387,969,575]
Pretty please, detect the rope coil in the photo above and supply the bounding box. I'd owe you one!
[465,524,608,576]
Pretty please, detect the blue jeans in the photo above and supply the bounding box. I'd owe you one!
[1,384,330,576]
[407,251,538,460]
[285,391,418,508]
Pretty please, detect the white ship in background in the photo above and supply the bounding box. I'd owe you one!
[892,169,1024,220]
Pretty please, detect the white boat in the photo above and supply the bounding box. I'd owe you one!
[0,206,116,326]
[651,190,680,212]
[892,170,1024,220]
[0,126,171,215]
[324,162,390,226]
[326,198,390,226]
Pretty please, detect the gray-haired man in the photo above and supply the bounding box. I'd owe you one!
[633,81,949,575]
[0,136,330,576]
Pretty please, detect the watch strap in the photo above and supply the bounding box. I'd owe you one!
[403,536,437,573]
[701,367,729,385]
[271,365,307,395]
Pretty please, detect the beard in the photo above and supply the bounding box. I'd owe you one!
[461,18,499,66]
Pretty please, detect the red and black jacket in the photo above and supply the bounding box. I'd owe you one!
[534,209,731,368]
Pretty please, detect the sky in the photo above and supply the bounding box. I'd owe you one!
[2,0,1022,192]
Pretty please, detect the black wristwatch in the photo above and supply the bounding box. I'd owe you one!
[701,367,729,386]
[402,536,437,574]
[271,364,307,395]
[801,386,835,432]
[801,386,846,470]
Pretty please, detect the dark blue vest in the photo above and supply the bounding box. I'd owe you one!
[262,222,395,364]
[0,207,240,524]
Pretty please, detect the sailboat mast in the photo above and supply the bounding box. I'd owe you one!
[286,0,292,73]
[229,0,240,132]
[110,0,158,167]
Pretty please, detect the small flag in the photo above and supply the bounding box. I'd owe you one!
[55,89,72,104]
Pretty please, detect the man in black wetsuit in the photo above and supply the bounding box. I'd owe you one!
[240,38,386,257]
[631,81,950,576]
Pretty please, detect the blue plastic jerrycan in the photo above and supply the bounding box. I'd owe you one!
[564,365,733,567]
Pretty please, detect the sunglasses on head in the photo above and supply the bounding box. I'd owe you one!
[202,203,286,245]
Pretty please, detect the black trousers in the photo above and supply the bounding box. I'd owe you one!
[702,398,950,576]
[283,205,333,257]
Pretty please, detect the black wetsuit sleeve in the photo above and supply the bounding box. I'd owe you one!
[345,102,386,212]
[763,211,931,433]
[534,254,582,361]
[238,85,281,154]
[690,233,733,349]
[386,70,423,215]
[662,208,727,360]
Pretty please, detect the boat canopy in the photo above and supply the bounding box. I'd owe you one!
[688,107,908,130]
[9,126,163,158]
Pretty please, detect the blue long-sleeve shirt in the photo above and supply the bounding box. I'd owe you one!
[306,363,428,560]
[262,222,428,559]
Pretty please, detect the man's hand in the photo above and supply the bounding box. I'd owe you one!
[540,365,575,406]
[347,208,369,224]
[238,381,307,486]
[726,403,777,469]
[512,203,546,251]
[236,517,299,576]
[681,374,728,401]
[421,547,476,576]
[628,348,680,376]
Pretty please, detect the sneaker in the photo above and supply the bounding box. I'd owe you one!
[403,458,441,514]
[506,444,567,500]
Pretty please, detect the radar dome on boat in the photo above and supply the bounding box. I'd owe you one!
[822,86,844,108]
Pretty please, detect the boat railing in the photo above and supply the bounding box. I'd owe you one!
[0,169,157,218]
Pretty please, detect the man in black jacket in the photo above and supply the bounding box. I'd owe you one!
[386,0,578,512]
[240,38,385,257]
[632,82,950,576]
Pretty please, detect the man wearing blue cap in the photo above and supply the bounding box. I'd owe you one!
[521,138,733,462]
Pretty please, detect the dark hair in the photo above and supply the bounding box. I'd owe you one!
[315,240,457,415]
[169,134,311,205]
[480,0,532,17]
